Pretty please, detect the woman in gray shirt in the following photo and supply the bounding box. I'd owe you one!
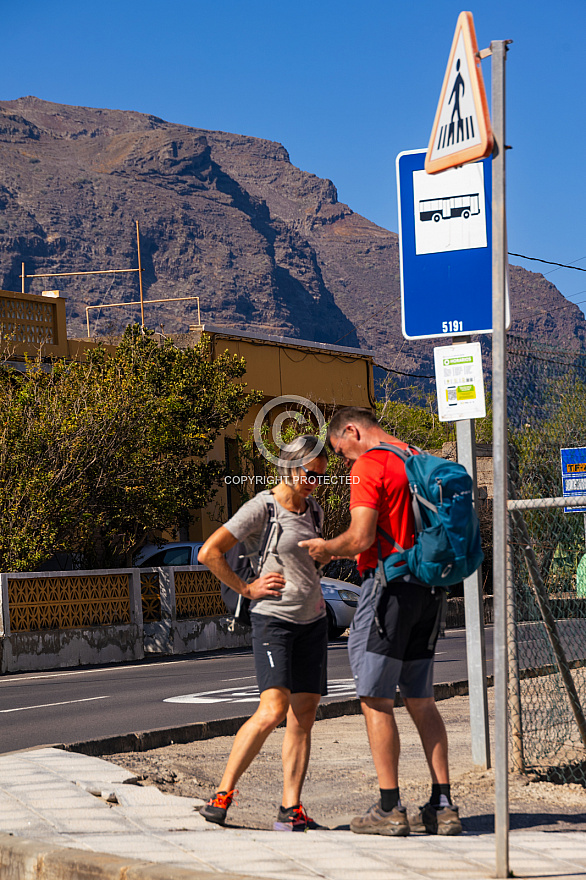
[198,435,328,832]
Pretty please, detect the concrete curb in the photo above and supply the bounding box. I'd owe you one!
[0,832,262,880]
[61,678,488,757]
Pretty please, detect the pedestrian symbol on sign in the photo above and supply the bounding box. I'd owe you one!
[448,60,466,140]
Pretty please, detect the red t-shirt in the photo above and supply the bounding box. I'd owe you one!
[349,443,416,574]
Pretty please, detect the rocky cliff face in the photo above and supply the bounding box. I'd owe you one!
[1,96,585,378]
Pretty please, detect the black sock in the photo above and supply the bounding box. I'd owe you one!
[380,788,400,811]
[430,783,452,806]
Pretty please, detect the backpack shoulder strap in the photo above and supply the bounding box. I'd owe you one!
[239,492,281,575]
[366,442,409,462]
[256,494,281,569]
[366,442,423,459]
[306,495,323,538]
[376,524,405,554]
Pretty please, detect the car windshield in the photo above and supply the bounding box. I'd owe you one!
[141,546,192,567]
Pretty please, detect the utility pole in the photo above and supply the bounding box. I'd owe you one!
[491,37,512,880]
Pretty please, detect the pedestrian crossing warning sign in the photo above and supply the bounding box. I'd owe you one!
[425,11,493,174]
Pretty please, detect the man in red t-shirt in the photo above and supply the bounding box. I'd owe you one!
[300,407,461,838]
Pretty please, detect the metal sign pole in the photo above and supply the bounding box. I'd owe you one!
[456,416,491,768]
[452,336,490,769]
[491,37,511,879]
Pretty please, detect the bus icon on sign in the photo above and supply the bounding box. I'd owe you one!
[419,193,480,223]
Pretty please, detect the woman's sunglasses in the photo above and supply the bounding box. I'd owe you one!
[299,465,326,484]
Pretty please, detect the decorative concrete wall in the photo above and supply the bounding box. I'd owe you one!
[141,565,251,656]
[0,565,250,674]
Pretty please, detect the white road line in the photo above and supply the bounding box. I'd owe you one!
[0,696,109,714]
[0,654,255,685]
[219,676,257,683]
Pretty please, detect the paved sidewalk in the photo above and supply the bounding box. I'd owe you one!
[0,748,584,880]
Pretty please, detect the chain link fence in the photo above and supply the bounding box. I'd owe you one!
[506,335,586,785]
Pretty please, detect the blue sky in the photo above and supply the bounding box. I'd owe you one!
[4,0,586,315]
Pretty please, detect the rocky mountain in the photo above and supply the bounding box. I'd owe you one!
[1,96,585,383]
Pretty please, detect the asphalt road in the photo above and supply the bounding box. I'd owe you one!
[0,629,487,755]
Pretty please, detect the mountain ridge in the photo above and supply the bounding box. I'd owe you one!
[1,96,585,379]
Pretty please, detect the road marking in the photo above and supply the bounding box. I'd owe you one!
[165,684,261,705]
[220,676,257,683]
[0,696,109,714]
[164,679,357,705]
[0,655,256,686]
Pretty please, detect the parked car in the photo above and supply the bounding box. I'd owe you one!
[320,576,361,639]
[134,542,204,568]
[134,541,360,639]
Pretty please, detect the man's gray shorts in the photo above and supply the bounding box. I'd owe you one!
[348,574,442,700]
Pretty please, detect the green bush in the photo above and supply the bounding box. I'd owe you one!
[0,327,260,570]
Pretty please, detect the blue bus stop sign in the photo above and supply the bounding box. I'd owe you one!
[560,447,586,514]
[396,149,494,340]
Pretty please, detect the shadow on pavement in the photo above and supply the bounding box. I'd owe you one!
[464,812,586,833]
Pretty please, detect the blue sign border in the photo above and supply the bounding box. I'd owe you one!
[397,149,493,340]
[560,446,586,514]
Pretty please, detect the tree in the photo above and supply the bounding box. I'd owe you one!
[0,327,261,571]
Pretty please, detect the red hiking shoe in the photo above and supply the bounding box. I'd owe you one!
[200,789,238,825]
[273,803,323,832]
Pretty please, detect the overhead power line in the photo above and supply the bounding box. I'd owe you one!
[375,362,434,379]
[509,253,586,272]
[334,251,586,377]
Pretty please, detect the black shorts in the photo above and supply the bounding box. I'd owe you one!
[250,613,328,696]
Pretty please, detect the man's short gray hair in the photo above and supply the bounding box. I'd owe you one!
[326,407,379,447]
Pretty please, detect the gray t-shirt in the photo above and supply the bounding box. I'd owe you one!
[224,490,326,624]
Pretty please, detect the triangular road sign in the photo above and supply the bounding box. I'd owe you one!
[425,11,493,174]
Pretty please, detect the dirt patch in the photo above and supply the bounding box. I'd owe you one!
[104,692,586,833]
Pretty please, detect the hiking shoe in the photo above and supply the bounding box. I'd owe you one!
[411,802,462,835]
[273,803,322,832]
[199,790,237,825]
[350,801,410,836]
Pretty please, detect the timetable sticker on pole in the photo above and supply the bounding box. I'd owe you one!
[433,341,486,421]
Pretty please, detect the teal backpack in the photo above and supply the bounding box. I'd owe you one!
[372,443,484,588]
